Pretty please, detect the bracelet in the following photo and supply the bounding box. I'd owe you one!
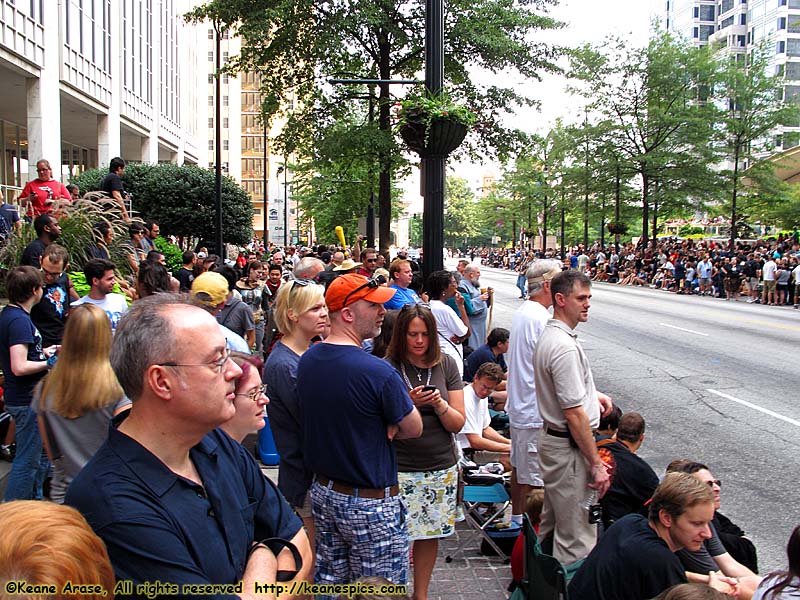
[435,402,449,417]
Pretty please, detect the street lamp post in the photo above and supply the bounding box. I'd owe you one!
[263,124,268,246]
[213,21,224,259]
[276,164,288,247]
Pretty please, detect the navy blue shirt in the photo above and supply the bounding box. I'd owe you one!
[263,341,311,507]
[65,415,302,596]
[297,343,414,489]
[463,343,506,383]
[0,305,46,406]
[569,514,686,600]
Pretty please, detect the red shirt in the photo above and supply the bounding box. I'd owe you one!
[21,178,71,217]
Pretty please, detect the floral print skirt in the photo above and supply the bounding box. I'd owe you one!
[398,464,459,541]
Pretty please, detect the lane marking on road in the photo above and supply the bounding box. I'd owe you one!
[659,323,709,337]
[706,388,800,428]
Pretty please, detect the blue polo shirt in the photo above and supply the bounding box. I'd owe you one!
[65,413,302,595]
[463,343,506,382]
[383,285,421,310]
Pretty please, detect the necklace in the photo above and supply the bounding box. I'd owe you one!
[400,362,431,390]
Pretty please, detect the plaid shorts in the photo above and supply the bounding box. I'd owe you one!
[311,480,409,595]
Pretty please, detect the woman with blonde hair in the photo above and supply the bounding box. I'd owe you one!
[0,501,116,599]
[384,303,465,600]
[36,304,129,503]
[263,280,328,540]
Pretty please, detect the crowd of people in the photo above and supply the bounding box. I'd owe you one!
[469,235,800,309]
[0,160,798,600]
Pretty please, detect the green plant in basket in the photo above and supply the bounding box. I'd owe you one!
[397,92,476,154]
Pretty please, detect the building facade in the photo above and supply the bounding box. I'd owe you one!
[664,0,800,152]
[0,0,203,199]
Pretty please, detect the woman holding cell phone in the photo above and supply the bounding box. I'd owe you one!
[384,304,465,600]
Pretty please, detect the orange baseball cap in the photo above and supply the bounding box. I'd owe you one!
[325,273,395,312]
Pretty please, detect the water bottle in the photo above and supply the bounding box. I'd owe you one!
[583,489,602,524]
[582,489,597,510]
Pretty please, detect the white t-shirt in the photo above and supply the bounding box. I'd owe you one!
[792,264,800,285]
[763,260,777,281]
[429,299,468,376]
[72,293,129,334]
[457,384,490,450]
[505,299,551,429]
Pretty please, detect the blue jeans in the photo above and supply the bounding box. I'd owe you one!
[4,405,49,501]
[516,274,527,297]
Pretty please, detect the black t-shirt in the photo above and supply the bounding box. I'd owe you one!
[598,440,660,528]
[21,238,46,267]
[569,514,687,600]
[30,274,72,346]
[176,267,195,293]
[100,172,124,197]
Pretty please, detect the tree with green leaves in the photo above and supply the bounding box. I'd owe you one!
[444,176,478,249]
[70,164,254,247]
[711,42,800,248]
[569,31,720,247]
[187,0,564,255]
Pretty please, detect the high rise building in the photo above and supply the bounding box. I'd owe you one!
[205,31,297,246]
[0,0,203,197]
[664,0,800,151]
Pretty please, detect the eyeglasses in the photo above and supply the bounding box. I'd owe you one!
[342,275,386,307]
[160,348,231,374]
[365,258,378,263]
[705,479,722,488]
[236,383,268,403]
[41,266,63,278]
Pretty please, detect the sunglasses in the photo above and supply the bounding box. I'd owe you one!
[705,479,722,488]
[342,275,386,307]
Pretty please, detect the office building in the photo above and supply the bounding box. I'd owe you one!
[0,0,204,199]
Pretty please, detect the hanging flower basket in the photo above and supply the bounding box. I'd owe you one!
[607,222,629,235]
[397,92,475,158]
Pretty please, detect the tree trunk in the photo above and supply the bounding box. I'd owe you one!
[651,180,659,246]
[641,169,650,248]
[729,139,740,252]
[614,162,621,255]
[542,193,548,253]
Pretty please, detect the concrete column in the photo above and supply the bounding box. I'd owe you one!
[98,0,122,167]
[26,13,61,181]
[140,134,158,163]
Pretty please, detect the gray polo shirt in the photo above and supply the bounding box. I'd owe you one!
[533,318,600,431]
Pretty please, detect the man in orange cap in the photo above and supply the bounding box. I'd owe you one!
[297,274,422,593]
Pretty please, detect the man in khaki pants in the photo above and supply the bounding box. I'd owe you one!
[534,270,613,566]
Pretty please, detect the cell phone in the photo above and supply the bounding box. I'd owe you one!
[421,385,437,393]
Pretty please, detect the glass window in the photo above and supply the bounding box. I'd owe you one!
[786,38,800,54]
[721,16,734,28]
[790,0,800,7]
[700,5,716,20]
[223,96,229,107]
[223,140,229,151]
[721,0,734,12]
[223,118,229,128]
[208,95,214,106]
[740,14,746,25]
[786,62,800,78]
[208,51,214,62]
[790,16,800,32]
[700,24,715,40]
[208,140,214,150]
[784,85,800,99]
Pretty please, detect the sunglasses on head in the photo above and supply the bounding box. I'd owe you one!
[342,275,387,307]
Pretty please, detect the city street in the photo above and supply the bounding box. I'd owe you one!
[470,261,800,572]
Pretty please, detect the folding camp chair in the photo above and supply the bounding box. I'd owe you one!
[516,515,584,600]
[445,481,512,563]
